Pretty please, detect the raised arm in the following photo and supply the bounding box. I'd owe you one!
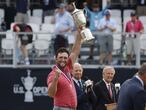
[70,29,82,64]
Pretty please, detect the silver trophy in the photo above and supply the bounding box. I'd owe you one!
[21,69,36,102]
[71,2,94,42]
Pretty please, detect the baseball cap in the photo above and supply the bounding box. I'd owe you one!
[104,9,111,16]
[130,12,136,16]
[58,3,65,8]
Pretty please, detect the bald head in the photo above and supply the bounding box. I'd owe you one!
[73,62,82,68]
[72,63,83,80]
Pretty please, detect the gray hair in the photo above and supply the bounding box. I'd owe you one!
[102,66,115,74]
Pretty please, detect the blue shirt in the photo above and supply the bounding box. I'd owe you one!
[55,11,74,35]
[97,17,116,35]
[84,6,107,32]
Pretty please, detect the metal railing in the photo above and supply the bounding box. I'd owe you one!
[0,31,146,68]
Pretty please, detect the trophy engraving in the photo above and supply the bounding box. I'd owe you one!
[21,69,36,102]
[71,2,94,42]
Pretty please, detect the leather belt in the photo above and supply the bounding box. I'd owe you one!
[129,34,137,38]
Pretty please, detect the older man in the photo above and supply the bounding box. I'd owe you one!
[72,63,96,110]
[93,66,117,110]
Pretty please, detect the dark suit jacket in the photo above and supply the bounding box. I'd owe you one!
[73,80,96,110]
[41,0,57,10]
[93,80,116,110]
[117,76,146,110]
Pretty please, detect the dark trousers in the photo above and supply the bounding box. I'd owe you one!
[54,34,68,54]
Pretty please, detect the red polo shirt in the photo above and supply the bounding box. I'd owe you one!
[47,58,77,109]
[125,20,144,32]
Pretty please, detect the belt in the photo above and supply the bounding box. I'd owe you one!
[129,34,137,38]
[54,106,76,110]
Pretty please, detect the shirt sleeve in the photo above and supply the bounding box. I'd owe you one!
[139,21,144,31]
[67,14,74,30]
[125,22,129,32]
[67,57,73,71]
[47,71,55,87]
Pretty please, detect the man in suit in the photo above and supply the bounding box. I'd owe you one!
[93,66,117,110]
[117,62,146,110]
[72,63,96,110]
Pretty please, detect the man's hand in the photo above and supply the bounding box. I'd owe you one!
[54,68,62,80]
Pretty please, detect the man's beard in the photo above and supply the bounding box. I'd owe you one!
[57,63,67,69]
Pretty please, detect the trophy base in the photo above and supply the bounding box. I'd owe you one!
[80,28,94,43]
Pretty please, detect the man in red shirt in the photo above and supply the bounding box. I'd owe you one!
[47,28,82,110]
[125,12,144,65]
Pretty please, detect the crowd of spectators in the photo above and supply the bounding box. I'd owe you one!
[0,0,146,65]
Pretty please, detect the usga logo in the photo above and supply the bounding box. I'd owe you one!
[13,69,48,102]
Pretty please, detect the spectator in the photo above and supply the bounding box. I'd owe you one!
[52,3,74,54]
[97,9,116,65]
[41,0,57,22]
[83,2,107,60]
[72,62,96,110]
[13,23,33,65]
[93,66,117,110]
[47,28,82,110]
[15,0,29,24]
[117,62,146,110]
[66,3,76,52]
[125,12,144,65]
[4,3,16,30]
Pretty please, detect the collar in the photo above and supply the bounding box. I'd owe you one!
[72,77,81,85]
[103,79,111,88]
[135,75,144,87]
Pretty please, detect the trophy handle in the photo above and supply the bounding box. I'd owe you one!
[72,2,76,9]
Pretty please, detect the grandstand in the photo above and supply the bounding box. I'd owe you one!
[0,0,146,68]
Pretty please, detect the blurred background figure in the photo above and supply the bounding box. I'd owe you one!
[13,23,33,65]
[4,1,16,30]
[72,63,96,110]
[15,0,29,24]
[65,3,76,52]
[52,3,74,54]
[93,66,117,110]
[97,9,116,65]
[125,12,144,65]
[41,0,57,22]
[83,2,107,60]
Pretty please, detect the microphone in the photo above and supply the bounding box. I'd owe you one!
[83,77,93,93]
[115,83,120,95]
